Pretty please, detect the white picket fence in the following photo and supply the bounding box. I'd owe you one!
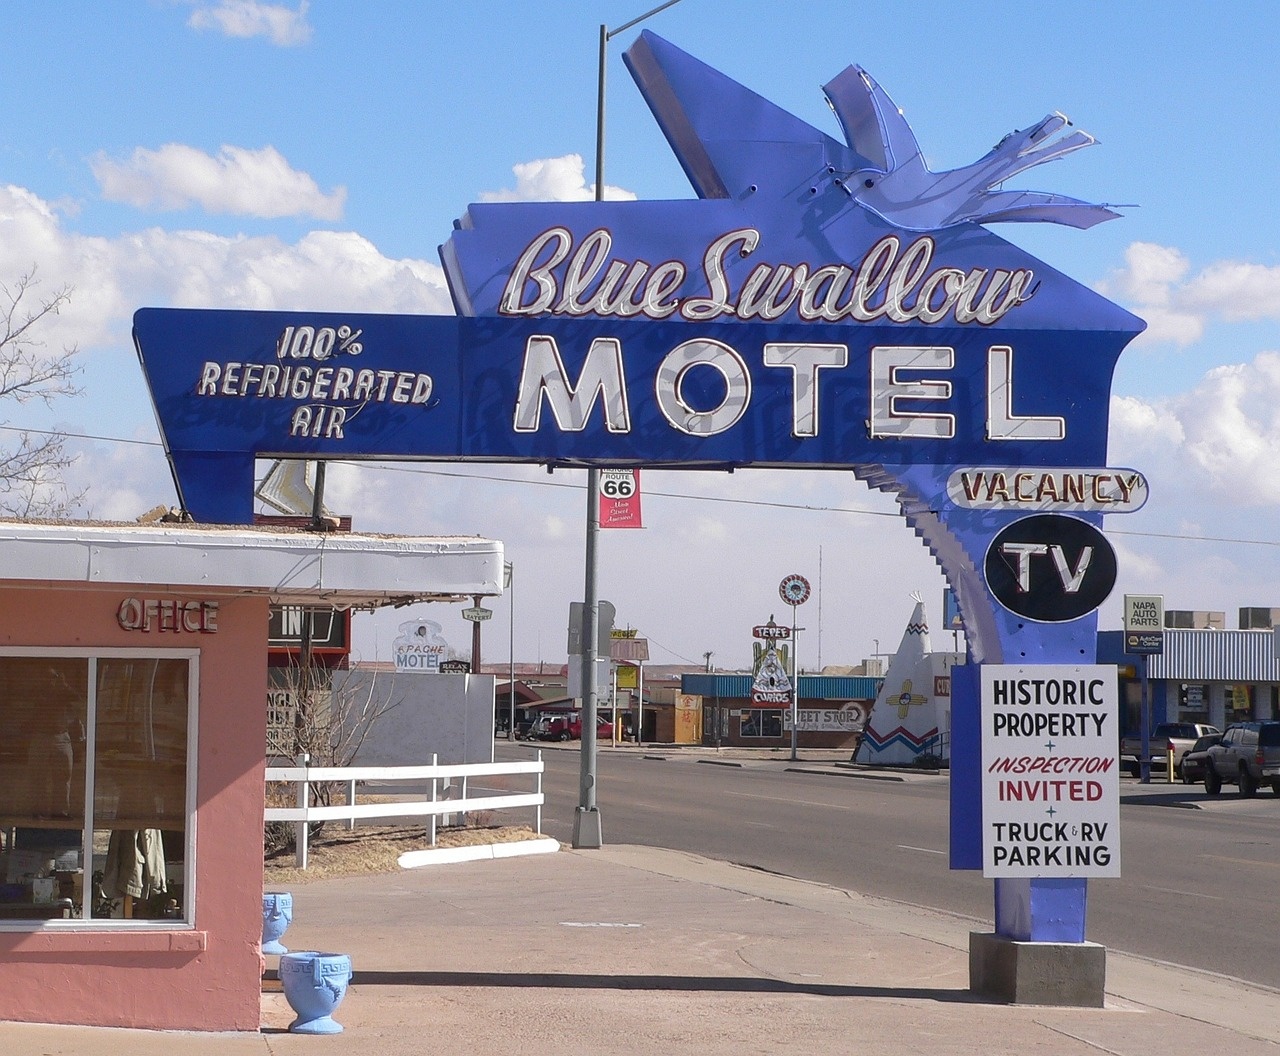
[265,752,545,869]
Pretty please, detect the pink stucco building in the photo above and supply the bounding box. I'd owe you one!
[0,520,501,1031]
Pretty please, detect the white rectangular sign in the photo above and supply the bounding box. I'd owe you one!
[781,705,867,733]
[981,665,1120,878]
[1123,594,1164,632]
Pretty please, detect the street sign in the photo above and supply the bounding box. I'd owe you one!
[599,468,643,529]
[1123,594,1163,632]
[567,600,616,655]
[983,514,1116,623]
[609,636,649,662]
[461,606,492,622]
[778,574,811,607]
[1125,632,1164,655]
[1123,594,1164,655]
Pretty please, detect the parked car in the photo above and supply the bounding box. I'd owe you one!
[1177,732,1222,784]
[524,713,562,740]
[1120,721,1220,777]
[512,716,540,740]
[1203,721,1280,796]
[537,712,614,742]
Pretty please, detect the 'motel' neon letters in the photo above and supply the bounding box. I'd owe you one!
[512,335,1062,442]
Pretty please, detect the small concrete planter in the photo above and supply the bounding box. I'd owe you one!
[280,951,352,1034]
[262,892,293,955]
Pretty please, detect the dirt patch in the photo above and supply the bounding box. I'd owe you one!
[264,823,547,884]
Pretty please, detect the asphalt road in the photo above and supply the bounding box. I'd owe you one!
[514,746,1280,989]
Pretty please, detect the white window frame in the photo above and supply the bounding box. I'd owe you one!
[0,647,199,931]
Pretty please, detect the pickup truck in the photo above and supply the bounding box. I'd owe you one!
[1120,722,1221,777]
[1203,721,1280,796]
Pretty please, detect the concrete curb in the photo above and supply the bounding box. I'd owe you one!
[786,766,907,781]
[397,837,560,869]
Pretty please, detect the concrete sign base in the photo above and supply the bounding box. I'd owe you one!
[969,932,1106,1007]
[572,806,604,850]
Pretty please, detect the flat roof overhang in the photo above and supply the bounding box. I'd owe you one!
[0,520,504,610]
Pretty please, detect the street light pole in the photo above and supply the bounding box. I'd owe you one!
[507,561,515,740]
[573,0,682,851]
[790,609,799,761]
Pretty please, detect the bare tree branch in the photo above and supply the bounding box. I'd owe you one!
[265,658,403,849]
[0,268,85,518]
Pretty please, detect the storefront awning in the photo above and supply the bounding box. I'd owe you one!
[0,520,503,609]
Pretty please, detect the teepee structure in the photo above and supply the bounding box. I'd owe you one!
[857,598,961,765]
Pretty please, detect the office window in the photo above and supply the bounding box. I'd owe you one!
[0,653,193,926]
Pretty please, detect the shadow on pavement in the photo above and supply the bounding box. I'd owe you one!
[351,969,981,1003]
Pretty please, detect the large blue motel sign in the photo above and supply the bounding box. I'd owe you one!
[134,32,1145,961]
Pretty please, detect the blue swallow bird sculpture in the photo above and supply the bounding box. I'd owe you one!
[625,31,1121,231]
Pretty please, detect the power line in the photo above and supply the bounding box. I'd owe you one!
[634,630,700,666]
[19,423,1280,550]
[0,423,163,448]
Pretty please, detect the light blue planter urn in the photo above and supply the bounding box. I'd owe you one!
[261,891,293,955]
[280,951,352,1034]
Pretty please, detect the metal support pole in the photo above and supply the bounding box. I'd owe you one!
[429,753,438,846]
[573,462,604,848]
[535,749,544,835]
[310,461,327,529]
[790,608,799,761]
[294,752,310,870]
[1139,653,1151,783]
[572,21,611,851]
[471,594,482,673]
[508,562,516,739]
[573,0,681,848]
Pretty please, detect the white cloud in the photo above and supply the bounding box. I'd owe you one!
[187,1,312,47]
[1108,393,1184,455]
[1182,260,1280,322]
[70,437,173,521]
[1110,351,1280,507]
[92,144,345,221]
[1174,355,1280,503]
[1099,241,1280,346]
[478,154,638,203]
[0,183,449,356]
[1103,354,1280,628]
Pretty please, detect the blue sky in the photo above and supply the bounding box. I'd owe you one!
[3,0,1280,669]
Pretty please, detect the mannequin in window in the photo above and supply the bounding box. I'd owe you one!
[29,698,83,817]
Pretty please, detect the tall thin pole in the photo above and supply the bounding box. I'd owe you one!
[637,661,645,746]
[790,606,799,761]
[572,24,609,851]
[470,594,482,672]
[573,0,683,851]
[1139,653,1151,784]
[817,546,823,670]
[508,562,516,739]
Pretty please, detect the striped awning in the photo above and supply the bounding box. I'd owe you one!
[1146,629,1280,681]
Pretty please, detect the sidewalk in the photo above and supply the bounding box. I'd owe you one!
[4,842,1278,1055]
